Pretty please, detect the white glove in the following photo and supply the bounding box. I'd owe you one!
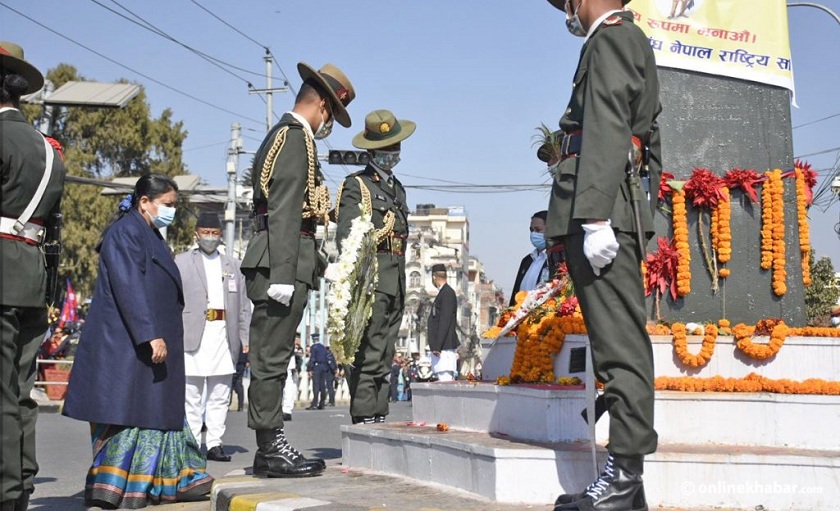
[267,283,295,306]
[323,263,340,283]
[582,220,619,276]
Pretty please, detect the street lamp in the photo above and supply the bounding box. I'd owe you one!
[786,2,840,26]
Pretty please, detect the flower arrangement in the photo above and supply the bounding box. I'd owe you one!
[733,318,786,360]
[672,188,691,297]
[714,187,731,275]
[326,204,379,364]
[644,237,679,320]
[768,170,787,296]
[655,373,840,395]
[671,322,717,368]
[684,168,726,293]
[793,165,812,286]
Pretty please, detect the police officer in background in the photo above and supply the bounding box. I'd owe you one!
[1,42,66,511]
[540,1,662,510]
[334,109,415,425]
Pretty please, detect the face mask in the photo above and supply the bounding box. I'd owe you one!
[314,108,334,140]
[150,203,176,228]
[566,0,587,37]
[832,317,840,327]
[372,150,401,171]
[530,232,546,250]
[197,235,222,254]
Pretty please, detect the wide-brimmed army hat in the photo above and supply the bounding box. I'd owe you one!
[0,41,44,94]
[547,0,630,10]
[297,62,355,128]
[352,109,416,150]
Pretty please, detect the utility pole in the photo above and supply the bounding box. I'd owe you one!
[225,122,243,257]
[787,2,840,26]
[248,48,289,132]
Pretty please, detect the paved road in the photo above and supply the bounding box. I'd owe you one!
[29,401,413,511]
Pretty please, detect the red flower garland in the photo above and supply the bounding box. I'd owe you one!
[684,167,725,209]
[659,172,675,203]
[723,168,764,203]
[645,237,679,300]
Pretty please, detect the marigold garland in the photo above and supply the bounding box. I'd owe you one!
[769,169,786,296]
[760,173,774,270]
[671,323,717,368]
[672,189,691,296]
[794,166,811,286]
[655,373,840,395]
[715,187,732,267]
[733,320,786,360]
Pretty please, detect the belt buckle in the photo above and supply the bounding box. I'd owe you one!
[561,134,572,158]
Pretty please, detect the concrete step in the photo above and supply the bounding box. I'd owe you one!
[341,422,839,510]
[410,381,840,451]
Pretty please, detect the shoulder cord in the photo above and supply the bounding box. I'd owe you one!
[259,126,331,223]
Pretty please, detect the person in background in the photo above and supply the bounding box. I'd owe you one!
[306,333,328,410]
[509,211,551,305]
[427,264,460,382]
[175,212,251,463]
[389,354,402,402]
[325,349,337,407]
[281,334,303,421]
[63,174,213,508]
[1,41,66,511]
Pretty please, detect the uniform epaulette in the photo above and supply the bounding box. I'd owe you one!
[603,15,623,26]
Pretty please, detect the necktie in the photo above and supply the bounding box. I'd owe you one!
[386,175,394,188]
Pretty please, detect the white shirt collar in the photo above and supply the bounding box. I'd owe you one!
[288,111,314,139]
[584,9,623,43]
[371,162,393,184]
[0,106,19,114]
[530,248,547,260]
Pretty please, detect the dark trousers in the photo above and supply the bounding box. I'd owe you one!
[1,306,45,503]
[563,231,658,456]
[310,366,328,408]
[231,371,245,411]
[325,370,335,405]
[246,280,310,431]
[348,291,403,419]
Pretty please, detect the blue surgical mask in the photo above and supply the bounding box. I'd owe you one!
[152,203,176,228]
[530,232,546,250]
[566,0,587,37]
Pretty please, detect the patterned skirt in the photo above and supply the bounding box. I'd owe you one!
[84,421,214,509]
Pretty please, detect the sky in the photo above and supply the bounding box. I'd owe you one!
[3,0,840,297]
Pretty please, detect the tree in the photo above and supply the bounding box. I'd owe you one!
[804,250,840,326]
[25,65,193,297]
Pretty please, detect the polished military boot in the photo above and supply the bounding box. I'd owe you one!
[253,429,325,478]
[554,454,647,511]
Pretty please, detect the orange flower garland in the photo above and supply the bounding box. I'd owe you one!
[715,187,732,277]
[769,169,787,295]
[510,316,567,384]
[671,323,717,368]
[760,172,774,271]
[794,167,811,286]
[655,373,840,395]
[672,188,691,296]
[733,320,786,360]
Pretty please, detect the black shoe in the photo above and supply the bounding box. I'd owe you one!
[207,445,232,462]
[283,413,292,421]
[327,403,335,407]
[253,429,325,478]
[305,405,319,410]
[374,415,386,423]
[554,454,647,511]
[352,416,377,424]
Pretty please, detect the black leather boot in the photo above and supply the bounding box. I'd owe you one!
[554,454,647,511]
[253,429,325,478]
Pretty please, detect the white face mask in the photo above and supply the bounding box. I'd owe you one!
[314,108,334,140]
[566,0,587,37]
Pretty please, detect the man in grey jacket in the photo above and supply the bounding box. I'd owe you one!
[175,213,251,462]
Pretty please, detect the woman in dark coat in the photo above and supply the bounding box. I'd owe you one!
[63,174,212,509]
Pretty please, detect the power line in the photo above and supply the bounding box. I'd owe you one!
[184,140,230,152]
[795,146,840,159]
[188,0,268,50]
[0,1,264,126]
[90,0,260,86]
[793,111,840,130]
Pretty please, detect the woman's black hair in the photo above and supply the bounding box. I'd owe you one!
[96,173,179,252]
[0,72,30,107]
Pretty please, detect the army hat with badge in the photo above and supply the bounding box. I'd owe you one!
[546,0,631,10]
[352,109,416,151]
[297,62,356,128]
[0,41,45,94]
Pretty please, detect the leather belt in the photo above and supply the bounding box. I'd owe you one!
[0,216,44,244]
[206,309,226,321]
[253,214,316,236]
[377,234,406,255]
[559,130,582,161]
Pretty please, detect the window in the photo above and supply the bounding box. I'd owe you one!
[409,271,422,288]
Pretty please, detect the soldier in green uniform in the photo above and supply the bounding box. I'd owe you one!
[335,109,415,424]
[1,42,66,511]
[240,62,355,478]
[540,1,662,510]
